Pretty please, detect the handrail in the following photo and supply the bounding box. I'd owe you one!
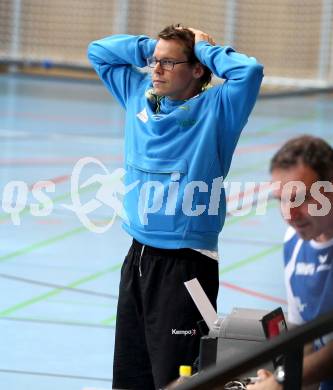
[176,309,333,390]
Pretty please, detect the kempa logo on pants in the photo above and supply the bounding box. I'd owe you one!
[171,328,197,336]
[1,157,333,233]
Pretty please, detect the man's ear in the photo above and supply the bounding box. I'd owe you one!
[192,63,204,79]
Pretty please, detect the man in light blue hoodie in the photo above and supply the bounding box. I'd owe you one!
[88,25,263,389]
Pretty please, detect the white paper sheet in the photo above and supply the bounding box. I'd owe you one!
[184,278,219,331]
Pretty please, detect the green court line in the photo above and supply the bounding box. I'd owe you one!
[1,110,328,324]
[0,182,99,223]
[0,263,121,318]
[101,314,117,326]
[225,199,277,226]
[220,200,282,275]
[1,315,115,328]
[0,204,281,321]
[0,226,86,263]
[219,243,282,275]
[0,199,277,265]
[49,299,112,308]
[0,180,278,318]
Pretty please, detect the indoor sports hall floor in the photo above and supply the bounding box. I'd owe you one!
[0,73,332,390]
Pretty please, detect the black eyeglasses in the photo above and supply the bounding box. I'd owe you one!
[146,56,190,71]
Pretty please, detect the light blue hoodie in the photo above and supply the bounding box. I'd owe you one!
[88,34,263,250]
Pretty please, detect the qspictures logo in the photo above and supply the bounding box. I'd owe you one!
[1,157,333,233]
[1,157,138,233]
[62,157,139,233]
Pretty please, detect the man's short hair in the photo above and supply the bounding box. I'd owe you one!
[158,24,212,89]
[270,135,333,181]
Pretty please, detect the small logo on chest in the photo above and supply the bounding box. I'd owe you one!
[295,262,315,275]
[317,254,331,272]
[177,118,197,128]
[136,108,148,123]
[318,254,328,264]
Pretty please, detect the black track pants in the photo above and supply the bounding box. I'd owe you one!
[112,239,219,390]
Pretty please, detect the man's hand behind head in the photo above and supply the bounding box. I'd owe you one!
[177,26,216,45]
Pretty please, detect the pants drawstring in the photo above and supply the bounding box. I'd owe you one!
[139,245,145,277]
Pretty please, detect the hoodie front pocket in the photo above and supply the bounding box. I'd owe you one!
[125,154,188,232]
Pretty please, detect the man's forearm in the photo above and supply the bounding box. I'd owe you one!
[88,34,156,69]
[87,34,156,108]
[302,341,333,385]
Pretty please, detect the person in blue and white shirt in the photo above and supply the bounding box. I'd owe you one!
[248,135,333,390]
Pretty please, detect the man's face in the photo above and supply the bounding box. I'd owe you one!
[271,163,333,241]
[151,39,201,100]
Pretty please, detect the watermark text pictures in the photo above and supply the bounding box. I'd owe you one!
[1,157,332,232]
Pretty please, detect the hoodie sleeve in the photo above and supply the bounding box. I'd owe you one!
[195,41,264,175]
[87,35,157,109]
